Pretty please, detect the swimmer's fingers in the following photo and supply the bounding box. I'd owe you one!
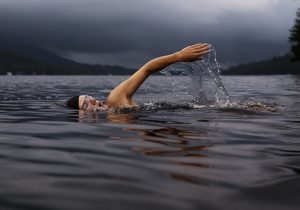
[192,48,211,57]
[193,45,210,52]
[191,43,211,50]
[193,49,210,56]
[198,49,211,56]
[191,43,203,47]
[176,44,211,62]
[191,43,210,47]
[192,48,211,55]
[193,50,211,60]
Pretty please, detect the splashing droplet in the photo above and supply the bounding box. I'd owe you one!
[160,46,229,105]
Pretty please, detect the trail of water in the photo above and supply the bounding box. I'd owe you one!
[160,46,229,105]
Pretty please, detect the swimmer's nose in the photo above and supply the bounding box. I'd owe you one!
[90,99,97,105]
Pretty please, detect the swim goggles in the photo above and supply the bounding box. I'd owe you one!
[81,95,106,111]
[81,95,97,111]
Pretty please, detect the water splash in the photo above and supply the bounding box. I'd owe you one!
[160,46,229,105]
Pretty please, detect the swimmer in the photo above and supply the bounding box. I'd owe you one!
[66,43,210,111]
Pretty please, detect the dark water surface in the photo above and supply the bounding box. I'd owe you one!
[0,75,299,210]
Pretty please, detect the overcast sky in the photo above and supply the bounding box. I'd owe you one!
[0,0,299,68]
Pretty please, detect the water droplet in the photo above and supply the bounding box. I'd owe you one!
[160,46,229,105]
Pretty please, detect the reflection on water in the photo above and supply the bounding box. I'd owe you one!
[126,127,209,157]
[0,75,300,210]
[107,112,138,124]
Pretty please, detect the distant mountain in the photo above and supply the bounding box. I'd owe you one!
[0,51,136,75]
[0,41,136,75]
[0,40,77,65]
[222,54,300,75]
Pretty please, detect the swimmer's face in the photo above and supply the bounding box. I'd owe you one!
[79,95,107,111]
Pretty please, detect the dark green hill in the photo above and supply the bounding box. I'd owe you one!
[0,51,136,75]
[222,54,300,75]
[0,40,78,65]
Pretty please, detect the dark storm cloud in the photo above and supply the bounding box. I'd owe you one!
[0,0,299,67]
[0,0,181,53]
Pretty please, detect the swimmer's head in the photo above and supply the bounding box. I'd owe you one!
[66,95,107,111]
[66,95,80,109]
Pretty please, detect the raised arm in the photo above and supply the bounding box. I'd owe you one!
[107,43,210,108]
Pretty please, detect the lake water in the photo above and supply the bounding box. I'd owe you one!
[0,75,299,210]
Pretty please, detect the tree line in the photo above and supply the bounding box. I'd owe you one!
[0,51,136,75]
[222,54,299,75]
[290,8,300,61]
[222,9,300,75]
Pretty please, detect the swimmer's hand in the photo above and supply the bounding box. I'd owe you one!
[175,43,210,62]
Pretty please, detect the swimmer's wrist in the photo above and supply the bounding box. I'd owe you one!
[174,52,182,62]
